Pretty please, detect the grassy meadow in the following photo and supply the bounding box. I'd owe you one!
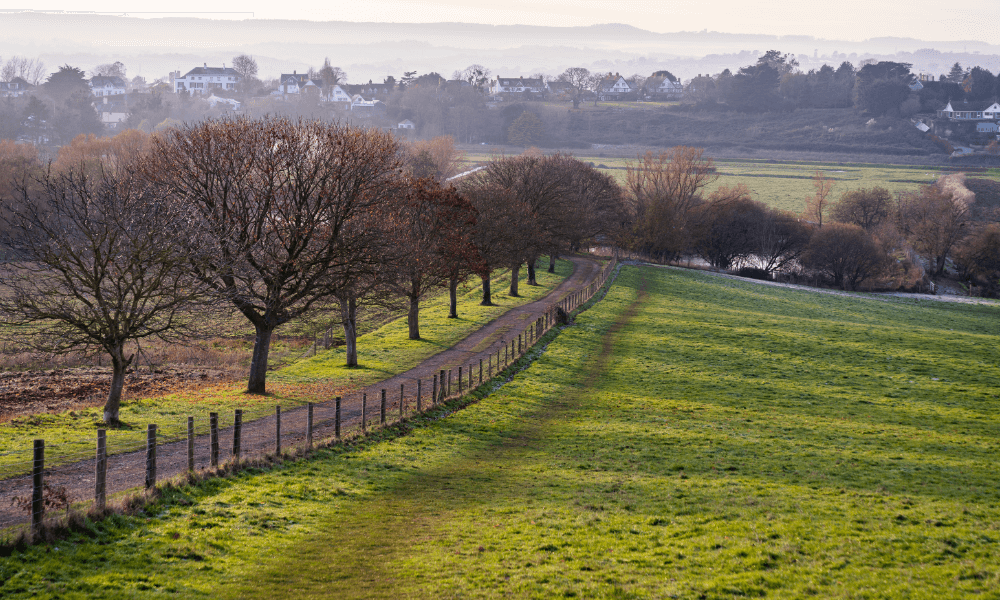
[0,261,572,476]
[4,265,1000,598]
[460,151,1000,214]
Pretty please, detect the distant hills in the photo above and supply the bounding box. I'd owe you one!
[2,12,1000,83]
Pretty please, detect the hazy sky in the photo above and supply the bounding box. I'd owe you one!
[12,1,1000,44]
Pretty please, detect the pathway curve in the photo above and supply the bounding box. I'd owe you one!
[0,256,604,530]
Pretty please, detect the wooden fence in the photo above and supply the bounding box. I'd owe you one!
[2,258,619,538]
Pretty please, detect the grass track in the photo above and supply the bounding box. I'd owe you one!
[4,265,1000,598]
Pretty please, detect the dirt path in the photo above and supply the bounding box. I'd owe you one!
[0,256,604,530]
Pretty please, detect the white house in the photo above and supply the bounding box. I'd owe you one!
[490,77,547,98]
[938,101,1000,120]
[597,75,632,101]
[0,77,28,98]
[654,78,684,99]
[398,119,415,129]
[327,85,352,103]
[174,64,241,95]
[89,76,126,97]
[97,100,128,130]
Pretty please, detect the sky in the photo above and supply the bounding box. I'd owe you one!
[8,0,1000,45]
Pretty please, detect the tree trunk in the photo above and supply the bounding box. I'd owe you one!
[340,294,358,367]
[103,344,131,424]
[448,274,459,318]
[509,264,520,297]
[480,273,493,306]
[549,254,557,273]
[408,278,421,340]
[247,324,273,395]
[573,97,580,109]
[408,294,421,340]
[527,258,538,286]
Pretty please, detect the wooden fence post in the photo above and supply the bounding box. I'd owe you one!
[400,384,405,418]
[307,402,314,448]
[458,366,463,394]
[417,379,422,412]
[439,370,446,403]
[335,397,341,439]
[448,370,452,397]
[469,364,473,389]
[488,354,492,378]
[31,439,43,536]
[233,409,242,462]
[187,417,194,471]
[362,393,367,432]
[275,406,282,455]
[95,429,107,511]
[210,412,219,467]
[432,374,437,406]
[380,389,386,424]
[479,359,483,385]
[145,424,157,490]
[518,334,522,355]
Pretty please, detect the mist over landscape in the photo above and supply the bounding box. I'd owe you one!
[2,6,1000,599]
[3,12,1000,83]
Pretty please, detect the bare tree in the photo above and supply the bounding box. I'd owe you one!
[0,166,212,423]
[801,222,891,290]
[387,178,478,339]
[318,58,346,87]
[558,67,593,109]
[2,56,46,86]
[831,186,893,231]
[624,147,716,261]
[897,184,971,277]
[147,116,404,394]
[690,184,765,269]
[802,170,835,227]
[459,183,532,306]
[459,64,491,90]
[92,61,127,80]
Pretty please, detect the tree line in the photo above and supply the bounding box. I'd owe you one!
[0,118,623,424]
[1,117,995,424]
[621,148,999,294]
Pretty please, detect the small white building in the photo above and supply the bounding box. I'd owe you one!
[90,76,126,98]
[597,75,632,101]
[0,78,28,98]
[976,122,999,133]
[174,64,241,95]
[938,101,1000,120]
[654,78,684,99]
[327,85,352,103]
[398,119,415,129]
[490,77,547,98]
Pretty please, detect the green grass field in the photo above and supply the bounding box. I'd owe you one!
[4,265,1000,598]
[460,151,1000,214]
[0,261,572,476]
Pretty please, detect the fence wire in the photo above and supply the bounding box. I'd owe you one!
[1,258,618,536]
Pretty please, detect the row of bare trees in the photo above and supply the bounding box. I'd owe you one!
[0,118,624,424]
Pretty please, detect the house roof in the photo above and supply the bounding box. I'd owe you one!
[182,66,240,78]
[599,76,631,92]
[90,76,126,88]
[942,100,1000,112]
[496,77,545,88]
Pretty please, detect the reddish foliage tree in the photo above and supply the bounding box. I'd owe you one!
[147,116,404,394]
[387,178,478,340]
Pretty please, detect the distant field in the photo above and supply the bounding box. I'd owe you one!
[458,151,1000,213]
[6,265,1000,598]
